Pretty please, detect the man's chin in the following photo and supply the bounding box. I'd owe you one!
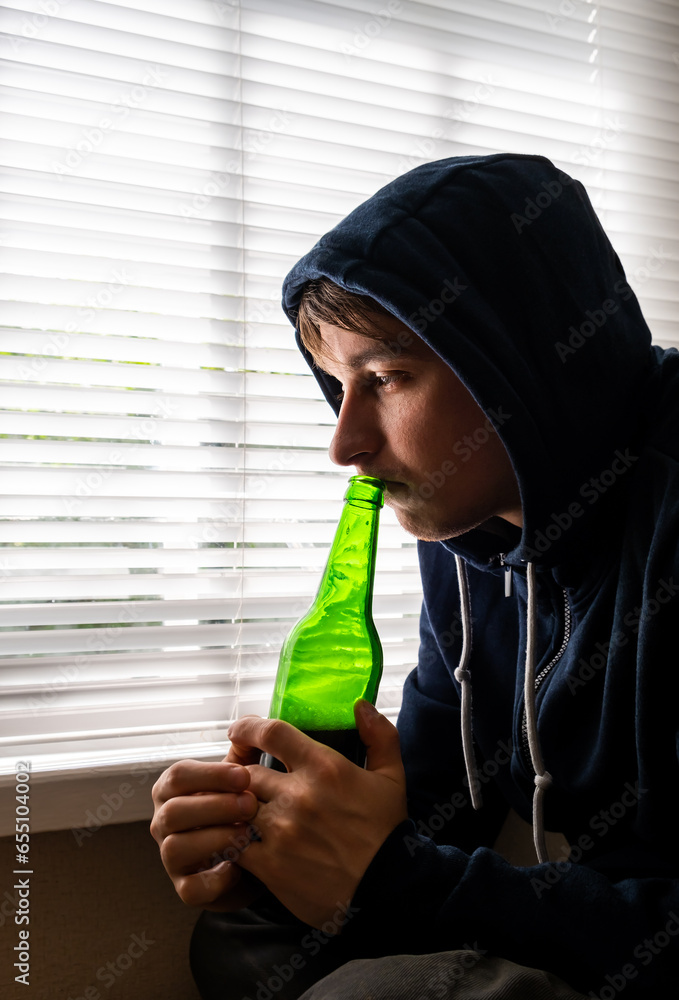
[387,494,486,543]
[387,498,457,543]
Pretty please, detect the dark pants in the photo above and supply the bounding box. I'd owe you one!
[190,904,589,1000]
[190,898,352,1000]
[298,953,591,999]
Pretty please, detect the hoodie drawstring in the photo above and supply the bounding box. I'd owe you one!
[454,556,552,862]
[453,555,481,810]
[524,561,553,863]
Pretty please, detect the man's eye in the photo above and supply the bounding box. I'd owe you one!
[374,373,403,388]
[335,374,405,403]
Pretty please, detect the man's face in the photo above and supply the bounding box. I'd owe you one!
[319,317,522,541]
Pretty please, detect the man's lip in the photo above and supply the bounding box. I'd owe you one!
[356,473,406,491]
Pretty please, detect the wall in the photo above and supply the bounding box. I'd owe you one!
[0,820,201,1000]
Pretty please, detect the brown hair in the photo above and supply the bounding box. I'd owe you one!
[296,276,396,366]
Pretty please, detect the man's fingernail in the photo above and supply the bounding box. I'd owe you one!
[356,699,377,720]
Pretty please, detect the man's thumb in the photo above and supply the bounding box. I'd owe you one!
[354,699,403,777]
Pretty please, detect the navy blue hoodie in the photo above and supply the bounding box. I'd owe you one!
[281,153,679,996]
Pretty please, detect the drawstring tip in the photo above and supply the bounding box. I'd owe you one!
[533,770,553,864]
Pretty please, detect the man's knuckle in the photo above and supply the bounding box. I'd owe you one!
[313,753,345,784]
[158,802,188,841]
[261,717,287,743]
[275,814,298,846]
[176,874,205,907]
[290,784,315,818]
[160,762,185,796]
[159,831,182,870]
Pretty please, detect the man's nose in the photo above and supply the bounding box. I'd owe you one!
[328,387,379,468]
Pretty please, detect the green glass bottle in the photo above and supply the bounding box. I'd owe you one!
[262,475,385,771]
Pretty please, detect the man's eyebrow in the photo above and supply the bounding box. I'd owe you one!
[336,341,426,370]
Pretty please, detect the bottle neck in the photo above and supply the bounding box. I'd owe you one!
[313,497,380,612]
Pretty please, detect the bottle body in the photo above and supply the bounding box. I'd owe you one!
[262,476,384,769]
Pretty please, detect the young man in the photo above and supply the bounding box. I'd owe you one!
[151,153,679,998]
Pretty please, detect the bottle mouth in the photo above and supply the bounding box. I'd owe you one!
[345,475,385,508]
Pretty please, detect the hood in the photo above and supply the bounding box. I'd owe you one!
[281,152,654,570]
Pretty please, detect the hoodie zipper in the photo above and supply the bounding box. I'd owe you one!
[499,552,513,597]
[520,587,571,767]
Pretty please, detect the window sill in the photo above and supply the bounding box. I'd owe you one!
[0,739,229,837]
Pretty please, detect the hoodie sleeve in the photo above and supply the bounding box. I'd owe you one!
[340,822,679,996]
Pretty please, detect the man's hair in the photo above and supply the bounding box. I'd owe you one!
[296,276,395,365]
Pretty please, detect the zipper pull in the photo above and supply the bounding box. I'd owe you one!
[500,553,513,597]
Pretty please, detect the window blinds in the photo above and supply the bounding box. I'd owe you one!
[1,0,677,783]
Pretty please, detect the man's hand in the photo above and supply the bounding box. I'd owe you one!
[150,758,263,911]
[229,699,408,930]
